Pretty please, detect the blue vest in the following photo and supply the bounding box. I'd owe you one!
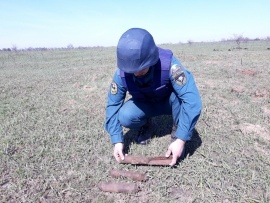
[120,48,173,102]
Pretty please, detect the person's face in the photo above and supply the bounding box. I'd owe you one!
[134,67,149,77]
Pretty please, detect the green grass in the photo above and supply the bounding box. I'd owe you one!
[1,41,270,202]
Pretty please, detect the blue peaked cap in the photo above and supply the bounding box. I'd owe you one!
[117,28,159,73]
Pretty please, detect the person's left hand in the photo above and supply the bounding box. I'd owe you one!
[165,138,185,166]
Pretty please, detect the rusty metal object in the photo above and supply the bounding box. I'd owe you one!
[120,155,172,166]
[109,169,147,181]
[97,181,139,193]
[148,156,173,165]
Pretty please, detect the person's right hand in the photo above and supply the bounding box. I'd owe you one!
[113,143,124,162]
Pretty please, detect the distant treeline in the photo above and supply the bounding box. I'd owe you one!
[1,36,270,52]
[0,46,105,52]
[220,35,270,44]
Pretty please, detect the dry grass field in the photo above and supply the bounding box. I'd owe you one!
[1,41,270,202]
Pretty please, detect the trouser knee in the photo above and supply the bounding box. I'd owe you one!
[118,108,134,128]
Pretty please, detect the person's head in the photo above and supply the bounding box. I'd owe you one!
[117,28,159,74]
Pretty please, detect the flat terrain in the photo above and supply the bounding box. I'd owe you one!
[1,41,270,202]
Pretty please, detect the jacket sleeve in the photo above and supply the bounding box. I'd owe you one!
[170,56,202,141]
[104,69,127,144]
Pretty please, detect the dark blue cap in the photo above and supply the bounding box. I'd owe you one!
[117,28,159,73]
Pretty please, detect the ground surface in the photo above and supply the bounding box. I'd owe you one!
[1,41,270,202]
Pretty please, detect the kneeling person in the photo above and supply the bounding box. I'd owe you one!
[105,28,202,166]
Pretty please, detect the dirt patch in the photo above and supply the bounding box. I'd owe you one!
[262,105,270,117]
[168,187,193,202]
[59,99,77,112]
[73,82,96,92]
[204,79,217,88]
[254,142,270,156]
[253,89,270,98]
[239,123,270,141]
[83,85,96,92]
[204,60,220,65]
[239,69,257,76]
[72,82,83,89]
[231,85,245,94]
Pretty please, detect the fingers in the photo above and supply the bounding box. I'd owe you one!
[114,143,124,162]
[169,153,178,166]
[119,151,125,161]
[166,148,177,166]
[166,140,184,166]
[114,151,124,162]
[114,151,121,162]
[165,148,172,158]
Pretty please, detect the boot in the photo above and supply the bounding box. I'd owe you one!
[136,119,153,145]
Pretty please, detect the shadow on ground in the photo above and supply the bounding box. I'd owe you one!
[123,115,202,159]
[185,129,202,157]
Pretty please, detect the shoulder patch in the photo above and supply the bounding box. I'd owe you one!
[171,65,186,86]
[110,82,118,95]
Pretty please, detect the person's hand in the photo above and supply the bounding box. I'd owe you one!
[113,143,124,162]
[165,138,185,166]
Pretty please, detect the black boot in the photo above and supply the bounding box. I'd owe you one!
[136,119,153,145]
